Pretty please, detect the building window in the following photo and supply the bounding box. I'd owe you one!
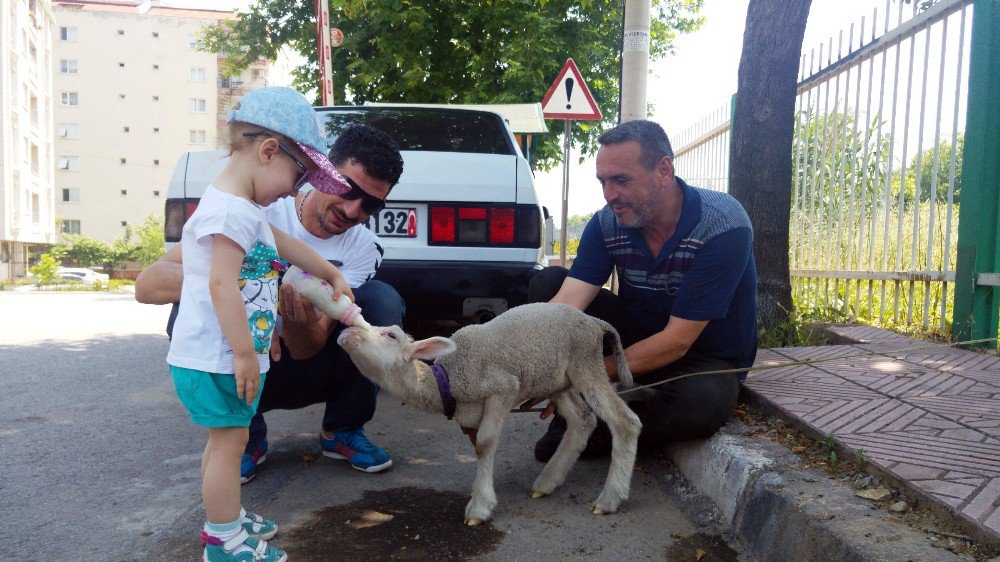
[153,159,160,166]
[189,67,207,82]
[153,190,160,197]
[121,221,128,227]
[120,189,127,196]
[152,64,159,70]
[58,123,80,139]
[61,92,79,106]
[58,155,81,171]
[116,29,124,36]
[189,98,206,112]
[252,69,266,81]
[118,62,125,68]
[123,126,130,133]
[189,130,207,144]
[59,59,78,74]
[120,158,127,165]
[152,31,159,38]
[59,26,77,41]
[119,94,125,100]
[32,193,39,224]
[63,220,82,235]
[62,188,80,203]
[153,127,160,133]
[188,35,203,50]
[152,95,159,102]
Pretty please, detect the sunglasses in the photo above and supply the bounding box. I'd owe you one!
[340,174,387,215]
[243,132,312,190]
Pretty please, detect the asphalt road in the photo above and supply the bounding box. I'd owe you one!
[0,291,742,561]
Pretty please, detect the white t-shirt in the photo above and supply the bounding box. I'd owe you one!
[167,186,280,374]
[265,187,384,288]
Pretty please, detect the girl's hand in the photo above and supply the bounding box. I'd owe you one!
[326,271,355,303]
[234,352,260,406]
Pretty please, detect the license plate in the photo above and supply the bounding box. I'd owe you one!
[364,207,417,237]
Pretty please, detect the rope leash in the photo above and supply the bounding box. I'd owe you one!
[513,336,999,414]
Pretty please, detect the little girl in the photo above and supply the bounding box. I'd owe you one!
[166,87,351,562]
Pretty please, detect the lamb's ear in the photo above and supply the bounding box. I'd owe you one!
[405,337,458,361]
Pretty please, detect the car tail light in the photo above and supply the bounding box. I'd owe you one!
[429,204,540,248]
[164,198,200,242]
[489,208,514,244]
[430,206,456,243]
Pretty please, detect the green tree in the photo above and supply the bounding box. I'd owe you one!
[58,234,110,269]
[896,135,963,204]
[29,254,60,286]
[200,0,704,169]
[105,224,143,275]
[565,212,594,239]
[134,214,166,267]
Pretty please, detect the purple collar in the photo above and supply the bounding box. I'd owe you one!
[431,364,457,420]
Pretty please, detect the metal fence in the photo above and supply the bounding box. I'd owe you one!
[673,0,973,332]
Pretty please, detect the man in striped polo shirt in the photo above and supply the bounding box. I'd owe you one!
[530,120,758,461]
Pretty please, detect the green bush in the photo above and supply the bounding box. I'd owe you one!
[108,279,135,291]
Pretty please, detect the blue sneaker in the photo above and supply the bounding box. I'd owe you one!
[320,427,393,473]
[202,529,286,562]
[241,508,277,541]
[240,438,268,484]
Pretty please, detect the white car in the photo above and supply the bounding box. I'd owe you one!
[57,267,110,285]
[165,106,548,328]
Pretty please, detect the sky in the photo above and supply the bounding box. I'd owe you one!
[167,0,893,221]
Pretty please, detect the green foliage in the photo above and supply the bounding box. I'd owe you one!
[552,238,580,256]
[57,235,110,269]
[895,135,963,204]
[108,279,135,291]
[28,254,60,286]
[199,0,704,170]
[134,214,166,267]
[107,224,141,273]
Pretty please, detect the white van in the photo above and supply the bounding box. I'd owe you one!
[165,106,548,328]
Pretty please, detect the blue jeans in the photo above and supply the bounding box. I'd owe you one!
[248,280,405,446]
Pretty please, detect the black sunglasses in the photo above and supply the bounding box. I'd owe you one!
[242,132,312,190]
[340,174,386,215]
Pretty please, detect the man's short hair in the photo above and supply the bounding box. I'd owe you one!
[329,124,405,187]
[597,120,674,170]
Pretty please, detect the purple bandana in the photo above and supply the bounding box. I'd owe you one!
[431,363,457,420]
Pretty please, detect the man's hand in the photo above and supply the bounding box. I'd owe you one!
[279,283,322,326]
[277,283,331,360]
[518,397,557,419]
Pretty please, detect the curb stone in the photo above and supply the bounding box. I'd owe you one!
[666,421,962,561]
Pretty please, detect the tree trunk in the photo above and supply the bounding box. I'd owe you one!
[729,0,812,333]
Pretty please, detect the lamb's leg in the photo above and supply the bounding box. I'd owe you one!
[580,381,642,515]
[464,394,514,526]
[530,391,595,497]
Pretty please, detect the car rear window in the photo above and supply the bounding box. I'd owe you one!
[318,108,515,155]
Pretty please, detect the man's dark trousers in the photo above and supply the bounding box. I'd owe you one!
[249,280,405,444]
[529,266,741,453]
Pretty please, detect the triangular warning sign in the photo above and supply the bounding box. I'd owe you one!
[541,58,602,121]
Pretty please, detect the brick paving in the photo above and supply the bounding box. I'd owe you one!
[744,324,1000,542]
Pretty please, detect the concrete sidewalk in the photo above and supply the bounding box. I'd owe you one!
[739,324,1000,546]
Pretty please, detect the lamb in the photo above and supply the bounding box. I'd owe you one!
[335,302,643,525]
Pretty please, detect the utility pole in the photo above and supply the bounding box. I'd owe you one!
[620,0,650,123]
[314,0,334,105]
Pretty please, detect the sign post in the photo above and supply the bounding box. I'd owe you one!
[541,58,602,266]
[314,0,334,105]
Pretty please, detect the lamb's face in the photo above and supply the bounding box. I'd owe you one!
[337,325,413,379]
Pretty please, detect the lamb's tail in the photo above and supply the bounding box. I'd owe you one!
[596,320,634,389]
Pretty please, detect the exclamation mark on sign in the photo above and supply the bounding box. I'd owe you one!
[565,78,574,110]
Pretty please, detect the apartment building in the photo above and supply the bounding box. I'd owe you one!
[1,0,57,279]
[51,0,268,244]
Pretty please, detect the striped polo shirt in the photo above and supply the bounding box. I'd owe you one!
[569,178,758,369]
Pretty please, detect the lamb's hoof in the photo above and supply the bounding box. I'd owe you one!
[592,507,609,515]
[531,491,547,499]
[465,518,484,526]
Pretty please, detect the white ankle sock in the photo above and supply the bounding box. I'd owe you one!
[204,518,242,542]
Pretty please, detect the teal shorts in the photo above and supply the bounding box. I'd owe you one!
[169,366,266,428]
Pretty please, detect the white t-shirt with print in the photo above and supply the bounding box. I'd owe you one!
[167,186,281,374]
[266,187,384,288]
